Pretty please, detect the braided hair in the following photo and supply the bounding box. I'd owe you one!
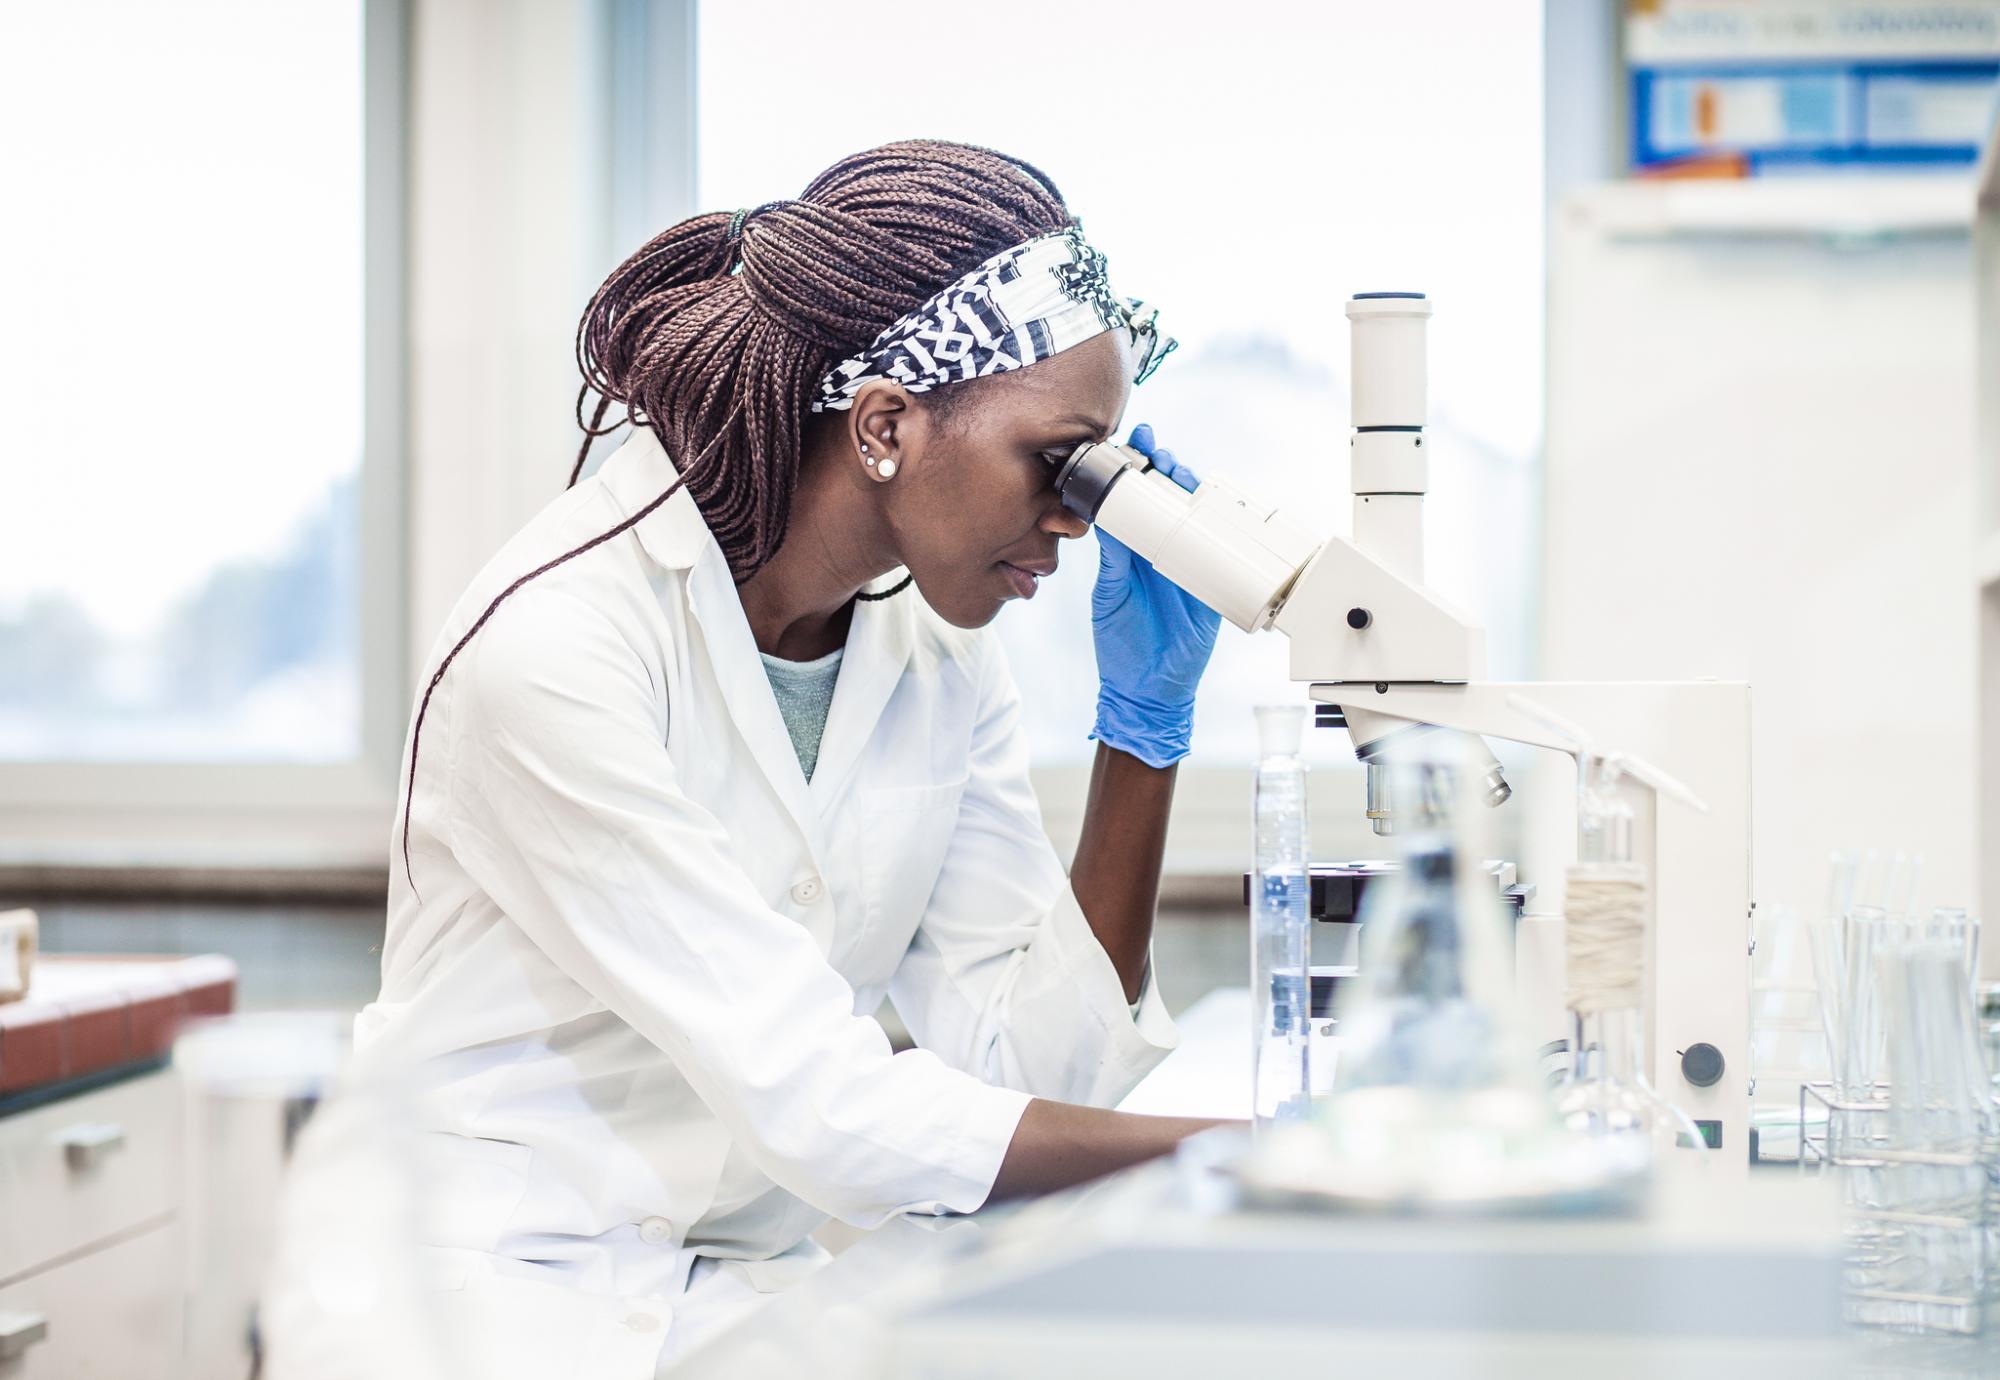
[400,140,1073,887]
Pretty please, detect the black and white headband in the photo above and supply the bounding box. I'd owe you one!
[810,224,1176,413]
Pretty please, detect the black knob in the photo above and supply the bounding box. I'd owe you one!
[1679,1042,1725,1088]
[1346,608,1372,630]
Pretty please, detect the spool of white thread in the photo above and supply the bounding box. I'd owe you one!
[1565,863,1648,1015]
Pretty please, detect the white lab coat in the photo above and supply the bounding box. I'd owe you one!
[349,427,1177,1379]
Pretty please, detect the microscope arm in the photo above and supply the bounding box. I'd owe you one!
[1049,443,1485,685]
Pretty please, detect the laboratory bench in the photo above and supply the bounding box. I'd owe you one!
[20,903,1960,1375]
[0,952,237,1377]
[684,989,2000,1380]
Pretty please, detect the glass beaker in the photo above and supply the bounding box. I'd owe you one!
[1852,930,1992,1334]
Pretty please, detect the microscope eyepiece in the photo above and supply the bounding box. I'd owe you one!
[1048,441,1144,523]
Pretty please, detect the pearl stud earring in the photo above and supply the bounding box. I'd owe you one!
[877,458,898,478]
[860,441,877,468]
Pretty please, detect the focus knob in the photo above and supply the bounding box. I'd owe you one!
[1679,1042,1725,1088]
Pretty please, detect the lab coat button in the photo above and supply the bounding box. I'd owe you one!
[790,877,823,905]
[638,1215,673,1244]
[625,1312,659,1334]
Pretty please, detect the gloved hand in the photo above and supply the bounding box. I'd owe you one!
[1089,423,1222,768]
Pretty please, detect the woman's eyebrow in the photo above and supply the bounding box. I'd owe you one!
[1048,413,1114,441]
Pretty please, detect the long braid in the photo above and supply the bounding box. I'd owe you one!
[398,141,1070,890]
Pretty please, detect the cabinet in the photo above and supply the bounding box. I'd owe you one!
[0,1068,182,1376]
[0,1215,180,1378]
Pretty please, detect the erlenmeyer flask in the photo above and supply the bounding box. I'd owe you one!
[1326,729,1541,1104]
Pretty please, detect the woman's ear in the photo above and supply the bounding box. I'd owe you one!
[849,381,914,483]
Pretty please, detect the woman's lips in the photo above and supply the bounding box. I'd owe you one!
[1000,561,1045,599]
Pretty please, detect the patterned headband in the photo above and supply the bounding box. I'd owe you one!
[810,224,1176,413]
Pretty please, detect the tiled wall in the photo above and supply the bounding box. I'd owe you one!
[29,901,389,1015]
[24,901,1249,1021]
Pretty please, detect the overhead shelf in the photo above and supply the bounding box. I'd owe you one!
[1566,175,1975,240]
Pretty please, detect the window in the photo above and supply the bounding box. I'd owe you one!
[0,0,381,763]
[697,2,1544,774]
[0,0,404,865]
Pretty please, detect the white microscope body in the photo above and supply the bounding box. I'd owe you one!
[1054,295,1753,1162]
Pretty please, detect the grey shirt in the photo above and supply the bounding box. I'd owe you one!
[760,646,843,781]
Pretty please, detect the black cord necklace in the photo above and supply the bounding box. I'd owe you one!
[854,572,913,602]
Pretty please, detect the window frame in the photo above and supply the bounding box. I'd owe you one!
[0,0,409,870]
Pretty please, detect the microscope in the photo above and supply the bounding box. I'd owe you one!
[1052,295,1754,1163]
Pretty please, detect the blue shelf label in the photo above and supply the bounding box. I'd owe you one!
[1630,59,2000,172]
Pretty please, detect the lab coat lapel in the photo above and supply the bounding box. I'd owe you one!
[809,581,913,807]
[602,427,912,882]
[682,548,827,863]
[601,428,821,851]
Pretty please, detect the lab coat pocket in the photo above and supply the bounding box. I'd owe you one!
[853,776,969,962]
[422,1132,536,1257]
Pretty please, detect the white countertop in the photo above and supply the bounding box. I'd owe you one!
[1115,986,1252,1120]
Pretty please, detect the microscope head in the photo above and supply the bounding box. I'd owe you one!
[1048,440,1320,633]
[1045,289,1511,836]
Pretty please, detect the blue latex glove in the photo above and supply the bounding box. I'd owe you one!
[1088,423,1223,768]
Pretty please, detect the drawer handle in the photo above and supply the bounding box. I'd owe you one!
[57,1120,126,1171]
[0,1310,48,1360]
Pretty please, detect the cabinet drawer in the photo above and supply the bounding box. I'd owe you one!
[0,1217,180,1379]
[0,1070,179,1282]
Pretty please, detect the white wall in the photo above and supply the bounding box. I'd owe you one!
[1545,178,1978,942]
[405,0,690,677]
[406,0,598,674]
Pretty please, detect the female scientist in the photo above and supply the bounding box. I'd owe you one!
[354,140,1222,1376]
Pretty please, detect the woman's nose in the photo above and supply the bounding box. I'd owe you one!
[1040,496,1089,541]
